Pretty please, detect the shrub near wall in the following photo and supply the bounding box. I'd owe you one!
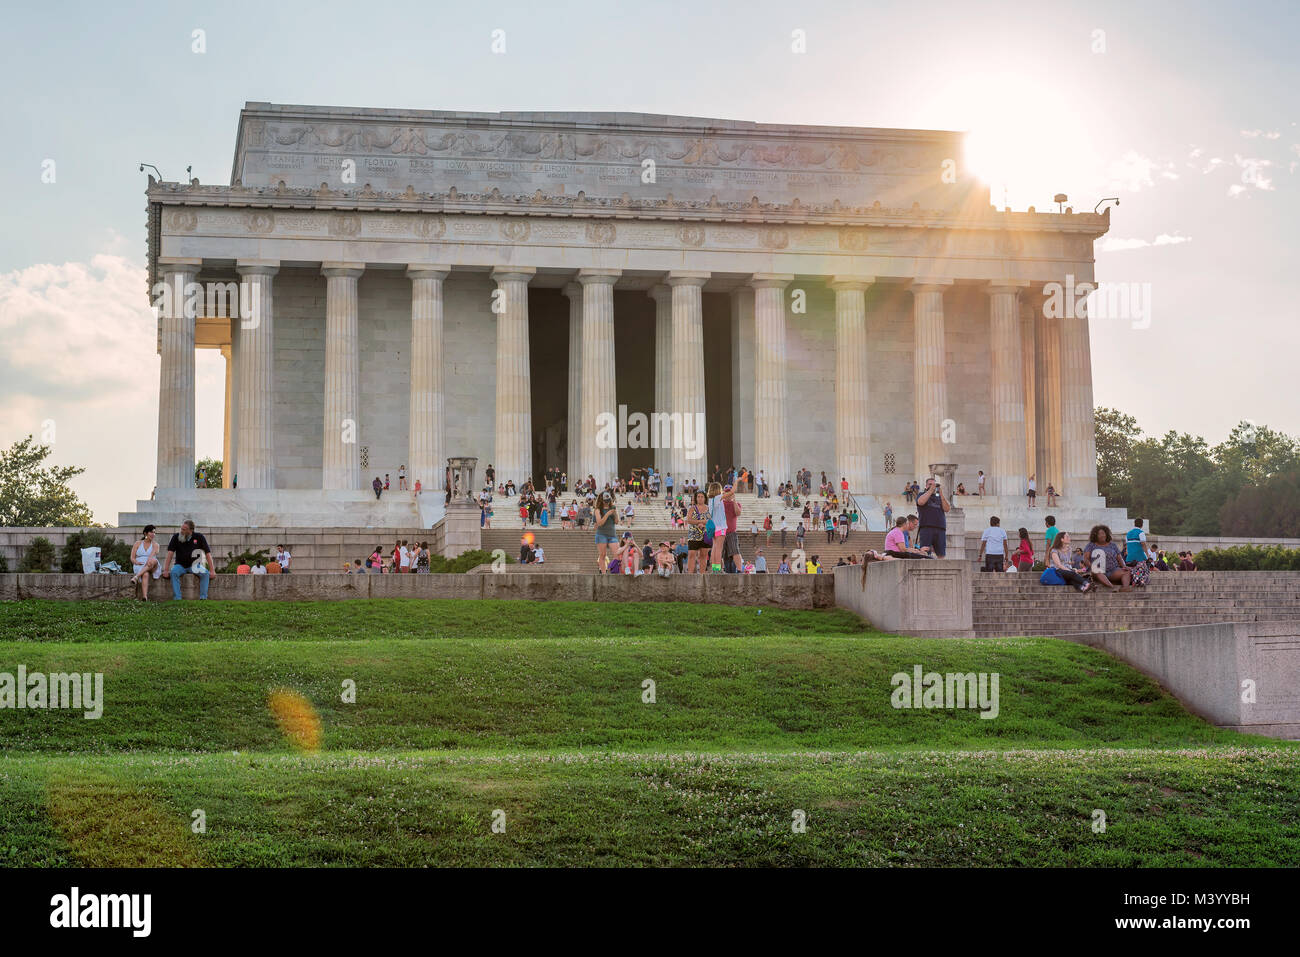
[59,530,132,572]
[1194,545,1300,570]
[18,536,56,572]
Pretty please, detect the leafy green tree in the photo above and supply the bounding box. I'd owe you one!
[196,457,223,488]
[18,536,57,572]
[1220,470,1300,537]
[0,436,94,527]
[1213,422,1300,487]
[1094,408,1138,506]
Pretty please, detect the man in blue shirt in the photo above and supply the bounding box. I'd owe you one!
[1125,519,1148,564]
[915,477,950,557]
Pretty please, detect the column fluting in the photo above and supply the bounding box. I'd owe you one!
[408,265,450,492]
[830,276,874,494]
[235,261,278,490]
[491,268,535,488]
[321,264,364,491]
[751,274,793,489]
[155,262,200,490]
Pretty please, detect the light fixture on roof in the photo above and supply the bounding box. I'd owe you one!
[1054,193,1068,213]
[1094,197,1120,214]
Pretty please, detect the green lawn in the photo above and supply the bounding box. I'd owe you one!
[0,599,1294,867]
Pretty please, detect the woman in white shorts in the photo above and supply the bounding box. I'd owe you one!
[130,525,162,600]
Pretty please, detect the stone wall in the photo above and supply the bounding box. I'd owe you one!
[0,572,835,608]
[1064,621,1300,739]
[262,268,499,491]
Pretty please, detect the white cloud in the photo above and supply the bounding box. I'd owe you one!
[1240,129,1281,139]
[0,253,223,524]
[1105,150,1180,192]
[1099,233,1192,253]
[1230,155,1275,195]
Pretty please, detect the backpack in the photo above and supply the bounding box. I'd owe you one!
[1039,568,1065,586]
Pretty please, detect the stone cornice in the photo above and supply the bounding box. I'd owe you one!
[146,179,1111,235]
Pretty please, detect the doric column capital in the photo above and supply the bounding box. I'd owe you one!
[987,280,1031,297]
[158,257,203,277]
[908,278,953,294]
[490,266,536,284]
[829,275,876,292]
[236,260,280,277]
[665,271,710,288]
[562,282,582,300]
[648,283,672,303]
[749,273,795,290]
[577,268,621,286]
[407,264,452,281]
[322,262,366,280]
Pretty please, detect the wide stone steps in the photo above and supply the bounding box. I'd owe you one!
[484,492,862,532]
[971,572,1300,636]
[481,528,885,569]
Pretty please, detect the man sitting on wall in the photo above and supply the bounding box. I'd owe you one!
[164,520,214,601]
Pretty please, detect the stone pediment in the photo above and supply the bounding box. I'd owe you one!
[232,102,989,214]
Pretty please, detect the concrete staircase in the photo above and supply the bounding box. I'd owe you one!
[120,488,442,531]
[482,527,885,571]
[972,571,1300,637]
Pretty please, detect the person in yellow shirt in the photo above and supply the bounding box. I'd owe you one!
[805,555,821,575]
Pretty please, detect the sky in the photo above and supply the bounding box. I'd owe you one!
[1,0,1297,522]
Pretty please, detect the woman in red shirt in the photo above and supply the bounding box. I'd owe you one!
[1013,527,1035,571]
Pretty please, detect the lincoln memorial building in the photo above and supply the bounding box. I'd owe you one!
[123,102,1123,530]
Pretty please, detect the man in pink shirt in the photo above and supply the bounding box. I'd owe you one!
[722,485,744,572]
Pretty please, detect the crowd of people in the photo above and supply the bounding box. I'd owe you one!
[969,514,1198,594]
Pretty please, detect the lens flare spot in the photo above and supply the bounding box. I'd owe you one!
[268,688,322,752]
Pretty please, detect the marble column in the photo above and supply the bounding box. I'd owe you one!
[1060,285,1100,499]
[729,287,755,471]
[155,260,201,490]
[988,283,1029,497]
[235,261,278,489]
[649,284,673,478]
[1035,293,1063,494]
[751,274,792,488]
[1020,295,1038,484]
[408,266,450,492]
[564,282,584,485]
[579,269,620,486]
[491,268,535,487]
[667,272,709,485]
[910,280,952,480]
[321,264,364,491]
[220,343,233,489]
[228,317,240,488]
[830,276,874,494]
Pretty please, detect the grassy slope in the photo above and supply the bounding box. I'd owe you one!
[0,600,1295,867]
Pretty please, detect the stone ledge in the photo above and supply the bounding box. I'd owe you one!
[0,573,833,608]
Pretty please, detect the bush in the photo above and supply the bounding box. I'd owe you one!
[1193,545,1300,571]
[60,529,132,573]
[19,537,57,573]
[430,549,513,574]
[221,547,272,574]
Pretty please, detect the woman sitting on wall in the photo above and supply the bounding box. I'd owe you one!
[1084,525,1132,592]
[1041,532,1093,592]
[129,525,162,600]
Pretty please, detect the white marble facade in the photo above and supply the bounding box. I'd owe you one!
[130,103,1114,527]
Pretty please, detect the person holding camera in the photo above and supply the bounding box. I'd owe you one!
[915,476,951,558]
